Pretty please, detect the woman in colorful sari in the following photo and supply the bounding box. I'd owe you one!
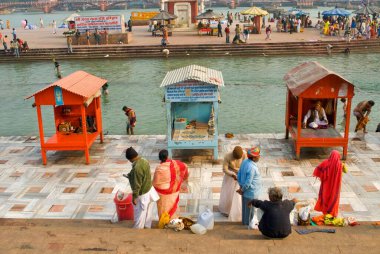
[153,149,189,219]
[313,150,346,217]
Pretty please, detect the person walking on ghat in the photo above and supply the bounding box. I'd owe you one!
[122,106,136,135]
[94,28,101,45]
[39,18,44,28]
[265,25,272,40]
[219,146,247,222]
[353,100,375,133]
[2,35,8,52]
[12,28,16,41]
[237,147,262,226]
[225,24,230,43]
[128,18,132,32]
[125,147,159,229]
[217,20,223,37]
[103,29,109,45]
[67,36,73,54]
[52,20,57,34]
[86,30,91,46]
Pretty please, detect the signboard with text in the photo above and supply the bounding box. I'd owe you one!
[74,15,124,32]
[165,83,218,102]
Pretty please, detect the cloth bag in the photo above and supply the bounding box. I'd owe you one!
[248,208,263,230]
[190,224,207,235]
[197,209,214,230]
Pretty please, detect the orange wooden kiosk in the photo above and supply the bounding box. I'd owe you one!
[284,62,355,160]
[26,71,107,165]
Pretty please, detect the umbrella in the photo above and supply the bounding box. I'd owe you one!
[64,13,80,23]
[150,10,177,21]
[240,6,269,16]
[196,9,224,20]
[322,8,351,17]
[286,8,309,16]
[352,6,378,15]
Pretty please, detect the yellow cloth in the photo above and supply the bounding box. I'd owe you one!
[158,212,170,229]
[324,21,330,35]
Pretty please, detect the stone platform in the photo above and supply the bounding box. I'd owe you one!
[0,133,379,221]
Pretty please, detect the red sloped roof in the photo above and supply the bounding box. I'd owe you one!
[26,71,107,100]
[283,61,353,96]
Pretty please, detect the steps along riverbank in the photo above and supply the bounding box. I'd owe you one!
[1,39,380,61]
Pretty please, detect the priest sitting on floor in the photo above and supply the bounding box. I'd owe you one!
[302,101,328,129]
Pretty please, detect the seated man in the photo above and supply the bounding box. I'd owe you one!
[303,101,328,129]
[353,100,375,133]
[248,187,297,238]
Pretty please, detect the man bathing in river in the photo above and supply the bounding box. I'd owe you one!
[353,100,375,133]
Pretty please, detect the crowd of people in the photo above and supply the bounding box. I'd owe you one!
[314,15,380,40]
[0,28,29,57]
[123,142,351,239]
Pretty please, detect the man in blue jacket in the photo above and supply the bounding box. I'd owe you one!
[237,147,262,226]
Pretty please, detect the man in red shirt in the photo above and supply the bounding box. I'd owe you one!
[225,25,230,43]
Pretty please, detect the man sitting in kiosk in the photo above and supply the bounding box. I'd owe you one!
[302,101,328,129]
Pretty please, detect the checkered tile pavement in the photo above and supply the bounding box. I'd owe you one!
[0,133,379,221]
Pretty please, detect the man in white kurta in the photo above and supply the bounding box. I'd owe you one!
[303,101,328,129]
[218,146,247,221]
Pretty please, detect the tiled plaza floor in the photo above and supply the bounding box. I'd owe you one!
[0,133,380,222]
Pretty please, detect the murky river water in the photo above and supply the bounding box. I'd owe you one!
[1,6,377,136]
[0,54,379,136]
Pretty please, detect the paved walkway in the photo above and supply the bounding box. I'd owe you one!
[0,21,351,49]
[0,219,379,254]
[0,133,380,222]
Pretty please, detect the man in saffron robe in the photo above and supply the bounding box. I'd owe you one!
[313,150,345,217]
[153,149,189,219]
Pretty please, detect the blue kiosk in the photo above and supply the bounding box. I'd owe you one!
[161,65,224,160]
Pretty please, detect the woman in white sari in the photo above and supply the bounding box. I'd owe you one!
[218,146,247,221]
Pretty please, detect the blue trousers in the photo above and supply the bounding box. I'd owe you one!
[242,196,253,225]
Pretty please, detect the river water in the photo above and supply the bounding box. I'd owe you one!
[1,6,378,136]
[0,54,379,136]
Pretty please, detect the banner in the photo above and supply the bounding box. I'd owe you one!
[74,15,123,32]
[166,83,218,102]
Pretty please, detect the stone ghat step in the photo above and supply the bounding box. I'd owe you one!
[7,39,380,52]
[8,43,380,55]
[1,41,379,61]
[4,48,379,61]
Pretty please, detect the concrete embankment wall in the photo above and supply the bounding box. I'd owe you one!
[1,40,380,62]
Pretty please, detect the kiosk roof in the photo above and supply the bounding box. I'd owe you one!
[160,65,224,87]
[283,61,353,96]
[26,71,107,100]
